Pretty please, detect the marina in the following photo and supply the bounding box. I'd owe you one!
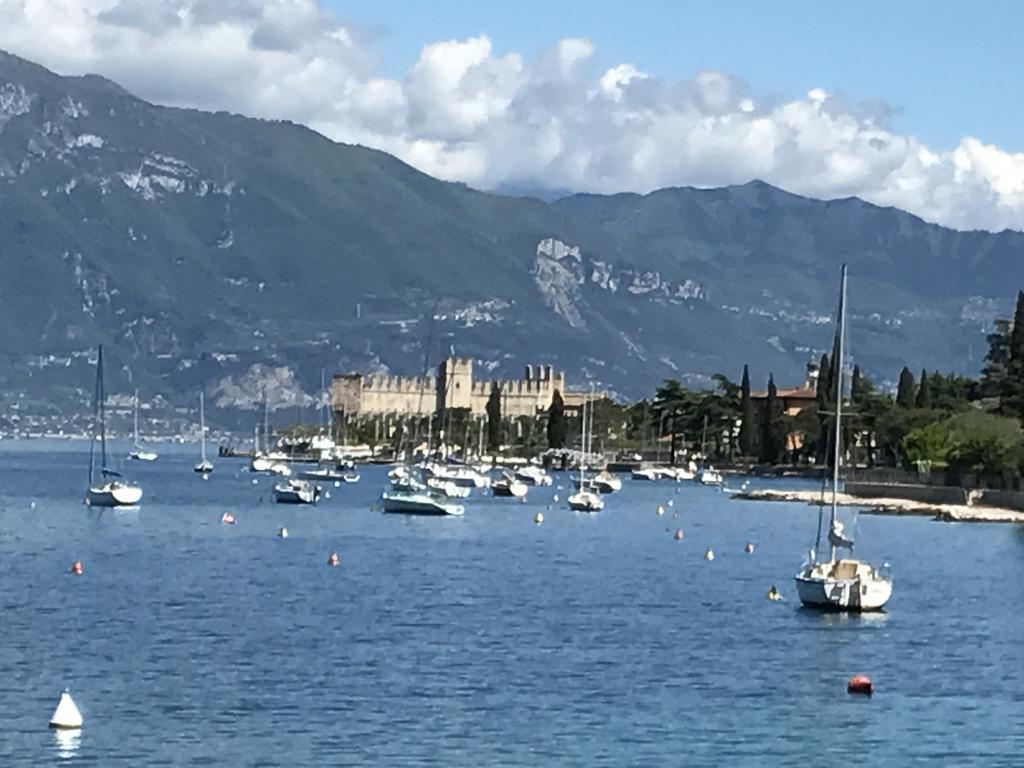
[1,441,1023,763]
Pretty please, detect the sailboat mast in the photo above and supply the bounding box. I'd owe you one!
[262,388,269,455]
[88,347,101,484]
[829,264,848,562]
[98,346,107,471]
[199,391,207,462]
[134,388,140,446]
[320,368,327,435]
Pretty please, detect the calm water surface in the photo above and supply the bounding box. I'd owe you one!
[1,440,1022,765]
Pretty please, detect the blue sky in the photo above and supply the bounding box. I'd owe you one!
[328,0,1023,152]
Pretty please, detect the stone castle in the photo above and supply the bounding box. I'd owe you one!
[332,358,584,419]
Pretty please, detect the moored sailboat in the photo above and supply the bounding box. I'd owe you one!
[127,389,158,462]
[567,387,604,512]
[794,265,892,612]
[193,391,214,475]
[85,347,143,507]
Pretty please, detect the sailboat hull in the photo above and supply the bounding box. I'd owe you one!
[86,484,143,507]
[795,560,892,612]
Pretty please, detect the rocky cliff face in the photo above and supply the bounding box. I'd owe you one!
[1,49,1022,430]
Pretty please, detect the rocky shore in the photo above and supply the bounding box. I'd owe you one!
[733,488,1024,524]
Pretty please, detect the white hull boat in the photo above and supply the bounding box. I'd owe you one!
[85,347,142,507]
[794,265,892,613]
[567,489,604,512]
[381,491,464,516]
[493,477,528,498]
[515,466,553,486]
[194,391,214,474]
[86,481,143,507]
[631,468,659,481]
[128,389,158,462]
[795,560,893,611]
[273,478,322,505]
[697,468,724,485]
[193,460,214,475]
[426,478,472,498]
[251,456,274,473]
[128,450,157,462]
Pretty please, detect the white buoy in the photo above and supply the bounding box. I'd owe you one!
[334,481,341,488]
[277,526,289,539]
[704,547,715,561]
[534,512,544,525]
[49,691,83,730]
[667,499,674,508]
[553,494,559,502]
[656,505,665,516]
[325,491,331,499]
[30,500,36,510]
[251,478,259,485]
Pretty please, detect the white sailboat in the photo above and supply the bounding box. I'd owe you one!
[381,490,465,516]
[193,391,214,475]
[794,265,893,612]
[492,471,528,498]
[85,347,143,507]
[567,386,604,512]
[273,477,322,504]
[127,389,158,461]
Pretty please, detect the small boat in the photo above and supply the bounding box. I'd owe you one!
[272,478,322,505]
[299,465,349,482]
[268,462,292,476]
[514,465,553,486]
[696,467,724,485]
[794,265,892,612]
[567,488,604,512]
[425,463,490,488]
[492,473,528,498]
[631,467,659,481]
[381,490,464,516]
[85,347,143,507]
[193,392,214,474]
[425,477,472,498]
[127,389,158,462]
[591,470,622,493]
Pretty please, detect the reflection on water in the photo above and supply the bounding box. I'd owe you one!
[53,729,80,760]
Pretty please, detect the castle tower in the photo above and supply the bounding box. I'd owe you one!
[437,357,474,412]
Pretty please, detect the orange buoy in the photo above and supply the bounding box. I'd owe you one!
[847,675,873,695]
[69,560,84,576]
[673,528,684,541]
[221,512,236,525]
[327,552,340,567]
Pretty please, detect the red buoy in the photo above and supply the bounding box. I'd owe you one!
[69,560,84,576]
[847,675,873,695]
[327,552,340,567]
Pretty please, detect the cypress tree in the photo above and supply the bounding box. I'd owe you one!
[814,353,831,465]
[486,384,502,452]
[850,365,864,403]
[1003,291,1024,418]
[896,367,916,409]
[915,368,932,410]
[739,365,754,457]
[759,374,780,463]
[546,389,567,449]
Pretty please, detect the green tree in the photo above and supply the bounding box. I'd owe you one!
[759,374,782,463]
[814,353,832,465]
[485,384,502,452]
[1002,291,1024,419]
[546,389,567,449]
[915,368,933,409]
[946,410,1023,475]
[896,367,916,409]
[981,318,1012,399]
[653,379,689,464]
[739,364,754,457]
[901,421,952,468]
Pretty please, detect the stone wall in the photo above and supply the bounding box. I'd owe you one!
[844,482,969,505]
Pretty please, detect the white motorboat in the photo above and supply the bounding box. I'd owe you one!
[631,467,659,481]
[425,477,472,498]
[269,463,292,476]
[794,265,892,612]
[381,490,464,516]
[515,465,553,486]
[128,389,158,462]
[193,391,214,475]
[592,470,622,493]
[426,463,489,488]
[272,478,322,504]
[85,346,142,507]
[696,467,724,486]
[299,464,349,482]
[492,473,528,498]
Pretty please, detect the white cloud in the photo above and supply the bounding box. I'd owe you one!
[2,0,1024,232]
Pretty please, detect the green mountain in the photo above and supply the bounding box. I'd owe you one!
[0,50,1020,429]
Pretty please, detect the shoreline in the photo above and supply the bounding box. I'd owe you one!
[733,488,1024,524]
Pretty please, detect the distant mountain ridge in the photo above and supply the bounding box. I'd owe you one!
[1,49,1021,428]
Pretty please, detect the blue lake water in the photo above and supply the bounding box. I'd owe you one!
[1,440,1022,766]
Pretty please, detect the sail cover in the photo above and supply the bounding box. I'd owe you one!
[828,519,854,549]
